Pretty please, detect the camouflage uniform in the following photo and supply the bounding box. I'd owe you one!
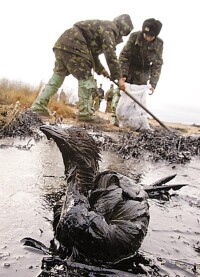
[95,85,104,110]
[110,88,121,126]
[31,15,133,120]
[119,31,163,88]
[105,85,114,113]
[110,31,163,125]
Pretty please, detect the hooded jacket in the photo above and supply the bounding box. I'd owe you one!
[54,15,133,81]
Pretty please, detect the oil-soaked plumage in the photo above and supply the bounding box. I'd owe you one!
[40,125,149,264]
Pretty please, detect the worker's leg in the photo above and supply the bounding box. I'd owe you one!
[77,76,96,120]
[31,49,68,115]
[31,73,65,115]
[110,88,120,126]
[66,53,97,121]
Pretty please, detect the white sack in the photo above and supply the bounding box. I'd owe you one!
[99,99,107,113]
[116,83,151,131]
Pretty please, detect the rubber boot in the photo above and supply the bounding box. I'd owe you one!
[110,88,120,126]
[77,77,96,121]
[31,73,65,116]
[110,114,119,126]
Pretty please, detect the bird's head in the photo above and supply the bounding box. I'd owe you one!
[40,125,101,177]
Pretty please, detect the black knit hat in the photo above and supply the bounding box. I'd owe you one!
[142,18,162,37]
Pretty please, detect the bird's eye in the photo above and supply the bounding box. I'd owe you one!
[76,131,84,138]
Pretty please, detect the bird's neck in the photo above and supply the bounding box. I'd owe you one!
[75,165,96,194]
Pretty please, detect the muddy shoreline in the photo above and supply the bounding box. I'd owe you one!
[0,109,200,276]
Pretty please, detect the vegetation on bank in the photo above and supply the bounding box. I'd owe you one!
[0,78,76,118]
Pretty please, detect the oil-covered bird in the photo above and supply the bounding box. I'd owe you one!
[40,125,173,265]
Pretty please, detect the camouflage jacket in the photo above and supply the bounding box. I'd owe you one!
[119,31,163,88]
[105,87,114,101]
[54,20,126,81]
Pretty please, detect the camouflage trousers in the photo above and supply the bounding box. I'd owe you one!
[92,96,100,111]
[31,48,97,119]
[111,88,121,113]
[54,49,97,119]
[110,88,121,126]
[53,48,93,79]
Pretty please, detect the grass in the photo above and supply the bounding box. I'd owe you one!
[0,78,76,118]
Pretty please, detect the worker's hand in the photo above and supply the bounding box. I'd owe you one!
[101,69,110,78]
[118,78,126,91]
[149,85,155,95]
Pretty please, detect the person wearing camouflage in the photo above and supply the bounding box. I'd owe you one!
[111,87,121,124]
[119,18,163,92]
[110,18,163,126]
[105,84,114,113]
[31,14,133,121]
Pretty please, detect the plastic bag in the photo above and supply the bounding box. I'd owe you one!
[99,99,107,113]
[116,83,151,131]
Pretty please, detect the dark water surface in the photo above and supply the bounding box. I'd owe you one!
[0,136,200,276]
